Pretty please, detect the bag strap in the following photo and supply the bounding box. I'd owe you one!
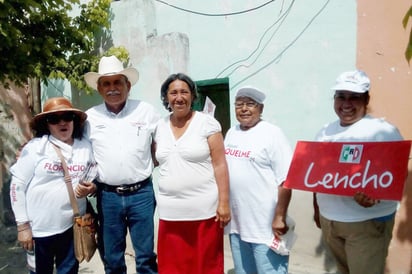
[52,144,80,217]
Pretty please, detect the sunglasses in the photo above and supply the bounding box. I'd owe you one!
[47,112,75,125]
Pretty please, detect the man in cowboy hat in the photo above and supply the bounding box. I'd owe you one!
[84,56,160,274]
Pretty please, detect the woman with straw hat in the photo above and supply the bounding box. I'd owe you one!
[9,97,96,274]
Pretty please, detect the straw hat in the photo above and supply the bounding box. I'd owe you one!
[30,97,87,130]
[84,55,139,90]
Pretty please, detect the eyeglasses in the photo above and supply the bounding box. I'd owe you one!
[47,112,75,125]
[234,101,259,109]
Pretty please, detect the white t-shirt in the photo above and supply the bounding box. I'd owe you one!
[85,99,160,185]
[10,135,93,237]
[224,121,292,244]
[154,111,221,220]
[315,115,403,222]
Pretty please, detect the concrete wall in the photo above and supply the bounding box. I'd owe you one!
[70,0,358,144]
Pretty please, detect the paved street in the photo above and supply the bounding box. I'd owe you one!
[79,190,338,274]
[79,236,337,274]
[0,183,339,273]
[0,186,338,274]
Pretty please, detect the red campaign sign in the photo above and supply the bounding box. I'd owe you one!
[284,141,411,201]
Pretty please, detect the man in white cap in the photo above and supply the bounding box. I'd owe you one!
[84,56,159,274]
[224,86,294,273]
[313,70,403,274]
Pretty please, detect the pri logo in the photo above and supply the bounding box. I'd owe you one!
[339,144,363,164]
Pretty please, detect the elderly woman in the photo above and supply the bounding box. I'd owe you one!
[154,73,231,274]
[9,97,96,274]
[224,86,293,274]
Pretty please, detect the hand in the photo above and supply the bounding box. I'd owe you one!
[17,223,34,251]
[354,192,380,208]
[215,202,231,228]
[75,181,96,198]
[272,215,289,239]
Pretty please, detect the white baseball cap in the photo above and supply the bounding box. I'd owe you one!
[331,70,370,93]
[235,86,266,104]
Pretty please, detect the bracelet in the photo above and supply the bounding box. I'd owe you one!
[18,227,30,232]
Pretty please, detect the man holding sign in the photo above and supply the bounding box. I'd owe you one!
[312,70,404,274]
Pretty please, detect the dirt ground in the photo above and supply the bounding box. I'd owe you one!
[0,223,28,274]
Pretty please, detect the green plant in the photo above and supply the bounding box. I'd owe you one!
[0,0,129,93]
[402,5,412,63]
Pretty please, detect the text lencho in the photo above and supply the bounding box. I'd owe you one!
[304,160,393,190]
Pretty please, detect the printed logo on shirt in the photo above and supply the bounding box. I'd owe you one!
[131,121,147,136]
[339,144,363,164]
[44,161,87,173]
[10,184,18,202]
[130,121,147,127]
[225,147,252,158]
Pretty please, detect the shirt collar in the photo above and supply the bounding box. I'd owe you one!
[104,100,130,117]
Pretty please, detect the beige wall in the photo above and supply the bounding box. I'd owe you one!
[358,1,412,272]
[0,83,32,223]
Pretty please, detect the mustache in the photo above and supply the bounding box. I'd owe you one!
[106,90,121,96]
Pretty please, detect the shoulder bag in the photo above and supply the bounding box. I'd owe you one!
[53,144,97,263]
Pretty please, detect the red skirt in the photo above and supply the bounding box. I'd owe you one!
[158,217,224,274]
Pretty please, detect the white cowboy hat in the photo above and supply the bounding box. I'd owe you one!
[84,55,139,90]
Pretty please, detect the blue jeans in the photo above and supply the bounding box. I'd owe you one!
[229,233,288,274]
[33,227,78,274]
[96,179,158,274]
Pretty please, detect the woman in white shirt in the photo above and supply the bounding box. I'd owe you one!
[154,73,230,274]
[10,97,96,274]
[313,70,403,274]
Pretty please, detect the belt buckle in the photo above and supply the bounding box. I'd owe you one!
[115,185,129,194]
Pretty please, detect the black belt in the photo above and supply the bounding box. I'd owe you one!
[98,177,151,195]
